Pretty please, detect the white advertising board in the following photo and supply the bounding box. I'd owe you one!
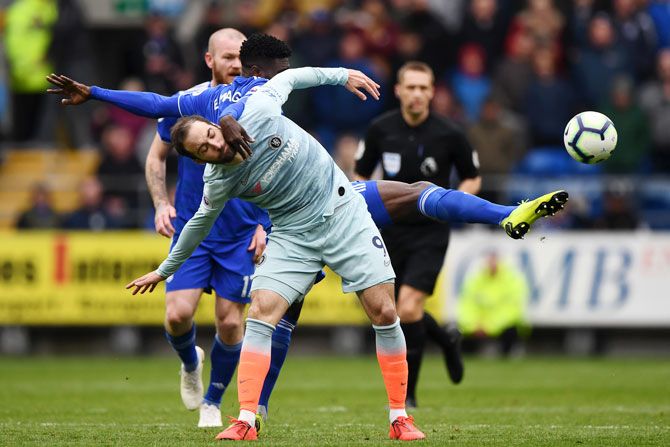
[444,231,670,327]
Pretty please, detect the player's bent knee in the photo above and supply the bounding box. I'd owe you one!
[215,313,243,336]
[164,305,195,331]
[368,300,398,326]
[247,298,276,322]
[411,181,434,193]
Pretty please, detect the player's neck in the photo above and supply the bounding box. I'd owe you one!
[401,108,429,127]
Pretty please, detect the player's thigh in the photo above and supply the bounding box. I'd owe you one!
[376,180,432,223]
[400,245,447,297]
[214,297,246,343]
[208,238,256,306]
[165,288,203,326]
[251,231,322,308]
[324,196,395,294]
[165,243,214,298]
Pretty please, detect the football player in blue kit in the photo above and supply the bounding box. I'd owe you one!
[144,29,272,428]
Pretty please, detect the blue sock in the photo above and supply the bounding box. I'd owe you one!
[258,316,296,413]
[165,324,198,372]
[203,334,242,407]
[418,186,516,225]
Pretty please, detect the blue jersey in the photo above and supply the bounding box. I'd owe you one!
[156,81,270,242]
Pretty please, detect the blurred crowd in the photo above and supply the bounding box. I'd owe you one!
[2,0,670,230]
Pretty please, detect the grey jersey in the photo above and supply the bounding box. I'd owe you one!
[157,67,352,278]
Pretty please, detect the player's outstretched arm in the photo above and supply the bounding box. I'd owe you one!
[263,67,380,105]
[126,271,165,295]
[126,203,223,294]
[344,69,381,101]
[46,73,91,105]
[46,73,181,118]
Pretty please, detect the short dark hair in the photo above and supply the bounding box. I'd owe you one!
[170,115,211,160]
[239,33,292,68]
[397,61,435,84]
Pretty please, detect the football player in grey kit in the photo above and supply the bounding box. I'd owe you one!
[73,42,425,439]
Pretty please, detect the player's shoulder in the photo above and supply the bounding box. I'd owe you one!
[369,109,403,130]
[178,81,212,97]
[232,75,268,89]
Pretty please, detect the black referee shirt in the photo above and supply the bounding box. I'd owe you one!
[357,110,479,228]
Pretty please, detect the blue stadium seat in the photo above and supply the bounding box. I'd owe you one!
[514,147,603,177]
[508,147,605,220]
[640,179,670,229]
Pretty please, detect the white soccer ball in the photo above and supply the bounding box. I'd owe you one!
[563,111,618,164]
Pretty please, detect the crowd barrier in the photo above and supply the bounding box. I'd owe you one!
[2,231,667,327]
[0,231,444,325]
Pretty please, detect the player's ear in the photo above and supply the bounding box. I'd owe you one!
[427,85,435,101]
[249,65,263,77]
[205,52,214,69]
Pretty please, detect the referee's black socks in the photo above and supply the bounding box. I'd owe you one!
[400,319,426,407]
[424,312,464,384]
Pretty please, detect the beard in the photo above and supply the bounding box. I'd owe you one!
[212,62,240,85]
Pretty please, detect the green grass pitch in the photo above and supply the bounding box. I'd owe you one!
[0,355,668,446]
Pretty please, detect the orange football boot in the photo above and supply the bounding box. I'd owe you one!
[389,415,426,441]
[215,418,258,441]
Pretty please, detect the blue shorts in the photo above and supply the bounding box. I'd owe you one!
[165,236,255,304]
[352,181,392,228]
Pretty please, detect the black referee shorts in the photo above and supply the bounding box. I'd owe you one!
[382,225,449,297]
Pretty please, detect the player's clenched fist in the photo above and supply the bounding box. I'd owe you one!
[154,202,177,238]
[126,271,166,295]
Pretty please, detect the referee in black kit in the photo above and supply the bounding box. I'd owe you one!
[355,61,481,408]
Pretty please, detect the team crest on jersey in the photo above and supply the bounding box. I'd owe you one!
[269,135,282,149]
[203,195,211,208]
[252,182,263,195]
[382,152,401,177]
[420,157,438,177]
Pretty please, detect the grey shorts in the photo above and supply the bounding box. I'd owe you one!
[251,195,396,305]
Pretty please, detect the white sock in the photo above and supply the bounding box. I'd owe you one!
[389,408,408,423]
[238,409,256,426]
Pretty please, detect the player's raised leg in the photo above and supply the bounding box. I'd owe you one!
[164,289,205,411]
[368,180,568,239]
[371,180,514,226]
[500,190,569,239]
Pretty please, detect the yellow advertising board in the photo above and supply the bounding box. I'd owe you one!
[0,232,445,325]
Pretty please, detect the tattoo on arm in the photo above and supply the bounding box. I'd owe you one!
[146,161,169,208]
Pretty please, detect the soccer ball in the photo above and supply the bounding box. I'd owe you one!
[563,111,618,164]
